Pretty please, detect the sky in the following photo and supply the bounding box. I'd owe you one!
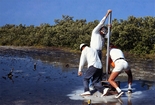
[0,0,155,26]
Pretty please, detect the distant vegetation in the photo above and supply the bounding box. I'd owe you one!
[0,15,155,57]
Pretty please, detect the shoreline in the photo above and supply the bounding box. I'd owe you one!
[0,45,155,60]
[0,45,155,82]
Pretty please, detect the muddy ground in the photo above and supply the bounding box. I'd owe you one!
[0,46,155,105]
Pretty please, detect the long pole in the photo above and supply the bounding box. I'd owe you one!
[106,12,112,80]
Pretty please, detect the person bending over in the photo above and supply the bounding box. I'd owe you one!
[108,43,133,98]
[78,43,109,96]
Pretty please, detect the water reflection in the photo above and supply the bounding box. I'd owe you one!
[67,79,155,105]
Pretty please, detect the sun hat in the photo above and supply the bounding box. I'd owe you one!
[80,43,88,51]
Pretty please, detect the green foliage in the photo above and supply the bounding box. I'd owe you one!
[0,15,155,56]
[111,16,155,55]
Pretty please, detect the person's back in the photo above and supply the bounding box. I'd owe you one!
[78,43,109,96]
[108,44,133,98]
[110,48,125,62]
[90,29,104,51]
[79,46,102,70]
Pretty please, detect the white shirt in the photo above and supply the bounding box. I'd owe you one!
[110,48,125,62]
[78,46,102,72]
[90,16,108,51]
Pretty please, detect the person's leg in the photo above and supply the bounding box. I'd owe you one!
[92,68,109,97]
[97,50,102,60]
[123,60,133,93]
[109,60,129,98]
[83,66,96,92]
[97,50,106,80]
[108,71,124,98]
[109,60,124,92]
[108,72,120,90]
[92,68,105,93]
[125,68,133,92]
[125,69,132,86]
[89,50,102,88]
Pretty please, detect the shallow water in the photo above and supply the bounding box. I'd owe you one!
[0,47,155,105]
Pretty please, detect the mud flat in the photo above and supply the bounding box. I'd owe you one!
[0,46,155,105]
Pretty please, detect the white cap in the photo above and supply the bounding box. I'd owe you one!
[80,43,88,51]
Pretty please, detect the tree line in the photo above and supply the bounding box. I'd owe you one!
[0,15,155,56]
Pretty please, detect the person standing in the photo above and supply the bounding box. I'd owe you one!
[90,9,112,60]
[89,9,112,89]
[108,43,133,98]
[78,43,109,96]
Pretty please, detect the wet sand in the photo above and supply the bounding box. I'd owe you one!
[0,46,155,105]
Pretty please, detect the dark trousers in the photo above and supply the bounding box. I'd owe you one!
[96,50,105,80]
[83,66,104,93]
[90,50,102,83]
[97,50,102,61]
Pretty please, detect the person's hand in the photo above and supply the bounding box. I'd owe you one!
[108,24,112,28]
[108,9,112,13]
[78,71,82,76]
[108,70,111,74]
[105,9,112,17]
